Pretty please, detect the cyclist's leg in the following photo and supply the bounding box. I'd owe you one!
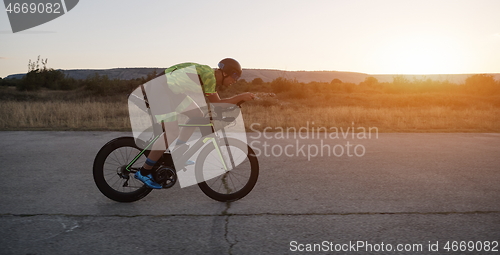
[140,88,185,171]
[135,120,178,189]
[177,101,204,144]
[141,120,179,171]
[143,121,179,169]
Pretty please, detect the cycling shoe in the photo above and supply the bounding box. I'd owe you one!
[134,171,162,189]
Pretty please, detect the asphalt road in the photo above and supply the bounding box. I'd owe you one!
[0,131,499,255]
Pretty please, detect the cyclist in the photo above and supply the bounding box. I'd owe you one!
[135,58,255,189]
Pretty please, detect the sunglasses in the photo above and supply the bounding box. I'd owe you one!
[230,73,240,81]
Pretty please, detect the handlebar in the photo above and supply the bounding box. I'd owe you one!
[213,100,246,114]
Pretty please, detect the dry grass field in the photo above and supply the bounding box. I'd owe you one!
[243,104,500,132]
[0,100,130,130]
[240,91,500,132]
[1,83,499,132]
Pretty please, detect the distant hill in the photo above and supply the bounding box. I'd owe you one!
[242,70,500,84]
[4,68,163,81]
[4,68,500,84]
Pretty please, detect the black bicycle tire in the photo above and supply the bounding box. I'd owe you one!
[196,138,259,202]
[93,137,152,202]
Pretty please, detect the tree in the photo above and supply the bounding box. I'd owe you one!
[0,77,21,87]
[17,56,66,91]
[252,78,263,85]
[392,75,410,85]
[140,69,159,83]
[464,74,498,94]
[84,73,112,95]
[360,76,378,87]
[330,78,342,85]
[271,77,299,93]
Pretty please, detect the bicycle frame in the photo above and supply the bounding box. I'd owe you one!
[125,124,234,173]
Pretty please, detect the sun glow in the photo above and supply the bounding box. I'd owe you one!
[374,35,466,74]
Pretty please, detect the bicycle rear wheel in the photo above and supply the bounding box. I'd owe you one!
[93,137,152,202]
[196,138,259,202]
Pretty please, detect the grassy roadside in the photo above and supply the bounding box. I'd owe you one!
[1,86,499,132]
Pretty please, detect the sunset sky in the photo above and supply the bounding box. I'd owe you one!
[1,0,500,78]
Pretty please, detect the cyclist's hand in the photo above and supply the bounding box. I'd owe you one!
[239,92,256,102]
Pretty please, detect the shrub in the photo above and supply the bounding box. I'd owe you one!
[271,77,300,93]
[359,77,378,87]
[16,56,68,91]
[464,74,499,95]
[331,78,342,85]
[252,78,263,85]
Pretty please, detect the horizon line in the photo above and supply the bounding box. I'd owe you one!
[3,67,500,79]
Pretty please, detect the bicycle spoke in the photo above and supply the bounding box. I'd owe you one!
[103,146,145,192]
[108,153,122,166]
[227,171,244,188]
[199,143,254,196]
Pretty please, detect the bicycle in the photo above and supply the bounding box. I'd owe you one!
[93,101,259,203]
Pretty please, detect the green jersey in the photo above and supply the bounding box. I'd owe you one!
[164,63,217,96]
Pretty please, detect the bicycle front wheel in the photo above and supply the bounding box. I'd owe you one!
[93,137,152,202]
[196,138,259,202]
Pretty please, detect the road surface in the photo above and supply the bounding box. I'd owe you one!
[0,132,499,254]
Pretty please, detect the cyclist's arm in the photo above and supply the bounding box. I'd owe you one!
[206,92,255,105]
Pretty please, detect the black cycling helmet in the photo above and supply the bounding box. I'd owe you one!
[218,58,242,80]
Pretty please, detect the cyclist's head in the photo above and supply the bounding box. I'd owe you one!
[218,58,242,81]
